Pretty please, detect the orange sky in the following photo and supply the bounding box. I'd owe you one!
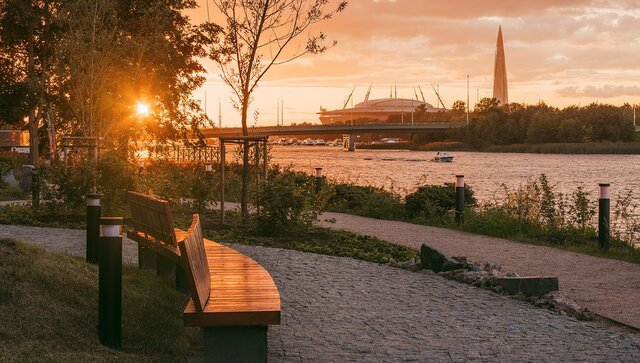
[186,0,640,127]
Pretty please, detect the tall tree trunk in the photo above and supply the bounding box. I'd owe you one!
[241,97,250,222]
[27,32,39,167]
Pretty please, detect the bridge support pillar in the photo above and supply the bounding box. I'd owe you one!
[343,134,356,152]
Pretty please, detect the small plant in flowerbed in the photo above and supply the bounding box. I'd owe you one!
[202,211,419,266]
[441,175,640,264]
[326,183,405,220]
[252,167,329,236]
[405,182,477,222]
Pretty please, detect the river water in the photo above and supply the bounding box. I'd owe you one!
[270,146,640,204]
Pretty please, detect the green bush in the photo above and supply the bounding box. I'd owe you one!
[327,183,404,219]
[252,168,327,236]
[405,182,476,220]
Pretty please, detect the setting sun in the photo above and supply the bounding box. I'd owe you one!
[135,102,151,118]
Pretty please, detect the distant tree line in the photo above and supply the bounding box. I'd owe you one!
[400,98,638,149]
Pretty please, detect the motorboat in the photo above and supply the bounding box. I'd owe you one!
[433,152,454,162]
[315,139,326,146]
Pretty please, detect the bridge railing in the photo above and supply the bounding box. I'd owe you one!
[149,145,220,164]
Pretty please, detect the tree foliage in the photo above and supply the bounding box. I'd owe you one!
[210,0,347,218]
[0,0,223,157]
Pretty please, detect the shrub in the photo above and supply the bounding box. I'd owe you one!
[405,182,476,220]
[252,168,327,236]
[326,183,404,219]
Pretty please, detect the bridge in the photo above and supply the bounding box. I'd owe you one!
[201,122,465,138]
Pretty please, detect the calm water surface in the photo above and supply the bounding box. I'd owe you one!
[270,146,640,203]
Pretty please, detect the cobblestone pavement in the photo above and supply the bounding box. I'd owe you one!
[3,224,640,361]
[234,245,640,362]
[319,212,640,329]
[0,224,140,265]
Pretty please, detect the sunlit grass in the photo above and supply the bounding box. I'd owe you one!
[0,238,199,362]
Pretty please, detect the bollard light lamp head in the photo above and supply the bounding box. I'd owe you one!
[205,163,213,172]
[599,183,610,199]
[100,217,123,237]
[87,194,102,207]
[455,175,465,188]
[315,167,323,178]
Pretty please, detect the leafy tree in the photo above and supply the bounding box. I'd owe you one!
[526,110,559,144]
[210,0,347,219]
[0,0,62,164]
[55,0,222,149]
[451,100,466,113]
[557,117,585,143]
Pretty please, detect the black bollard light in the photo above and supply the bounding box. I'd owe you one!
[99,217,123,348]
[315,167,323,194]
[32,167,40,207]
[86,194,102,263]
[598,183,610,251]
[455,175,465,224]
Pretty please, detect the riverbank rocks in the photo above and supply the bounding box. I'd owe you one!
[418,243,593,321]
[420,244,476,273]
[495,276,559,297]
[527,292,595,321]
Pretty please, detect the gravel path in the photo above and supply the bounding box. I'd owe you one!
[3,224,640,361]
[319,212,640,329]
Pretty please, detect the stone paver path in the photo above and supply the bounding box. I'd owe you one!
[319,212,640,329]
[3,224,640,361]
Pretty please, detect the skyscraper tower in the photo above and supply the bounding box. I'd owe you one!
[493,26,508,105]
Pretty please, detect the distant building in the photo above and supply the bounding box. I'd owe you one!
[493,26,509,105]
[0,127,29,150]
[319,98,444,124]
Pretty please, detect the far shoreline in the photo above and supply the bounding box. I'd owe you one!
[357,141,640,155]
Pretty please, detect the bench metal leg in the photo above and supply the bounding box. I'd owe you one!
[202,326,268,363]
[176,265,189,294]
[138,245,156,270]
[156,254,175,279]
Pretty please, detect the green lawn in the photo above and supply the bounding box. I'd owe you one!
[0,238,200,362]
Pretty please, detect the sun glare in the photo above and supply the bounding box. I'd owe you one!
[135,102,151,118]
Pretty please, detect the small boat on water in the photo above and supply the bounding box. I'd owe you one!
[433,152,454,163]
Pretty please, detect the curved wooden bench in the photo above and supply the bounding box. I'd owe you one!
[179,214,281,362]
[127,192,281,362]
[126,191,187,291]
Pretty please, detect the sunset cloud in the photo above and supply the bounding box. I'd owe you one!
[189,0,640,124]
[557,85,640,98]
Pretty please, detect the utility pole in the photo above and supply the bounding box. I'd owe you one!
[218,98,222,129]
[466,75,470,125]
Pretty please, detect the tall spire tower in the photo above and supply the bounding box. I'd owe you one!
[493,26,508,105]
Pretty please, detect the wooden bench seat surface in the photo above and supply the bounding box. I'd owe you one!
[183,238,281,327]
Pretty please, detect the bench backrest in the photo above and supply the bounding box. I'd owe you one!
[178,214,210,312]
[127,191,178,247]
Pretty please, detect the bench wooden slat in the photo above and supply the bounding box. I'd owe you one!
[178,215,210,312]
[127,191,177,247]
[183,238,281,327]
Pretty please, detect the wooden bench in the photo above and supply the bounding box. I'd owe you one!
[126,191,188,291]
[127,192,281,362]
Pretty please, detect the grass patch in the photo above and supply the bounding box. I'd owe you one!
[0,186,27,202]
[485,142,640,154]
[431,210,640,264]
[202,218,418,266]
[0,237,199,362]
[0,204,85,229]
